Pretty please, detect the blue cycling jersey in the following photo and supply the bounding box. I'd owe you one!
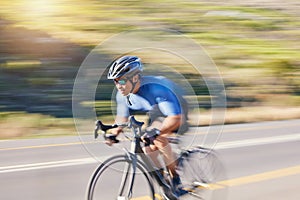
[116,76,185,117]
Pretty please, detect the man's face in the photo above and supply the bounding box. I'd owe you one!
[114,76,132,96]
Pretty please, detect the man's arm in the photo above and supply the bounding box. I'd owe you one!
[110,115,128,135]
[159,114,182,135]
[147,113,183,136]
[112,91,130,136]
[156,98,183,135]
[105,116,128,146]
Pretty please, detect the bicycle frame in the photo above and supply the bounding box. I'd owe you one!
[91,116,227,200]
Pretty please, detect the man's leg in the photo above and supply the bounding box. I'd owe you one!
[142,145,163,169]
[154,135,177,178]
[147,119,178,177]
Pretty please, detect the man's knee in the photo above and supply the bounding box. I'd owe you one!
[143,145,157,153]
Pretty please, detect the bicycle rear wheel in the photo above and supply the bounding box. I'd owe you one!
[87,155,155,200]
[176,147,227,200]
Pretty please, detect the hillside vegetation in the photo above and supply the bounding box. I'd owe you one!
[0,0,299,138]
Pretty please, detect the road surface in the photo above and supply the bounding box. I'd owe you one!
[0,119,299,200]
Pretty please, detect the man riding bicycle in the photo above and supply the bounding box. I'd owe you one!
[106,55,189,197]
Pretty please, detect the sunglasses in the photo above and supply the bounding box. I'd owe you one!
[114,78,128,85]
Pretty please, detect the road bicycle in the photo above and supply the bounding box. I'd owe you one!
[87,115,226,200]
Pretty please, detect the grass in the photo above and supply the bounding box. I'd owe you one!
[190,106,300,126]
[0,112,76,139]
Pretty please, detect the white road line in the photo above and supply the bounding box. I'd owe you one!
[215,133,300,149]
[1,133,299,174]
[0,158,98,174]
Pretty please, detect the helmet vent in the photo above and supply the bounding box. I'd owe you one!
[107,56,142,79]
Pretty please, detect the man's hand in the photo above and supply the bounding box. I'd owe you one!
[141,128,160,145]
[105,134,119,146]
[104,125,124,146]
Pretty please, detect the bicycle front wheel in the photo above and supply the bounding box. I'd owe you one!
[87,155,155,200]
[176,147,227,200]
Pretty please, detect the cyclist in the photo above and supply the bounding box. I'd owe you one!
[106,55,189,197]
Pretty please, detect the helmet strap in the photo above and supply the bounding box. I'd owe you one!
[128,79,137,94]
[126,75,139,106]
[128,74,140,94]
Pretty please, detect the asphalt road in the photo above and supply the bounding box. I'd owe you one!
[0,119,299,200]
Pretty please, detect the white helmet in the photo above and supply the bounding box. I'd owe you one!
[107,56,143,79]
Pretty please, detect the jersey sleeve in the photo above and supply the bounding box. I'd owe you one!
[116,92,130,117]
[155,87,182,116]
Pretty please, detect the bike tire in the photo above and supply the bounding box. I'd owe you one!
[176,147,227,200]
[87,155,155,200]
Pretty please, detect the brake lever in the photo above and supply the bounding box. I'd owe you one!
[94,120,118,140]
[94,120,101,139]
